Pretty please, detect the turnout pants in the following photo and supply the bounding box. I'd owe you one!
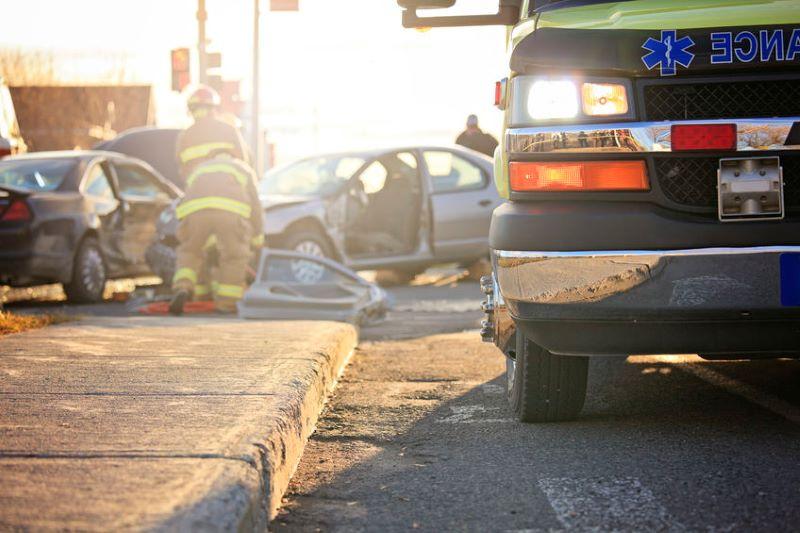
[172,209,252,312]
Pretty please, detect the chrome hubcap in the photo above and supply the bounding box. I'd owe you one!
[291,240,326,284]
[81,248,105,296]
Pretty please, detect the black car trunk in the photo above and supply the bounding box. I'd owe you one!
[0,187,33,261]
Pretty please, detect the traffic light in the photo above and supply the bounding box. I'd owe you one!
[204,51,223,92]
[171,48,191,92]
[207,52,222,69]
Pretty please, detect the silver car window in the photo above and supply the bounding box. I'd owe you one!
[261,156,366,197]
[424,151,485,193]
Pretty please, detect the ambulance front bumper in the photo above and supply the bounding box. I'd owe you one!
[492,246,800,356]
[505,117,800,155]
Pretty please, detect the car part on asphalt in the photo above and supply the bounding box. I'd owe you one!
[238,248,391,326]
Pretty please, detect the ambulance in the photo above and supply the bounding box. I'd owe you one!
[398,0,800,422]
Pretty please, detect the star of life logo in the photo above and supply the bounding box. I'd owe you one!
[642,30,696,76]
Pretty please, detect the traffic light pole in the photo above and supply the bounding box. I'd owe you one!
[197,0,208,84]
[252,0,261,175]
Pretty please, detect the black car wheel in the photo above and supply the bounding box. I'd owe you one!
[64,237,107,303]
[507,330,589,423]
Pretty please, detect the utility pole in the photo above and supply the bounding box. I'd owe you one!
[252,0,261,175]
[197,0,208,83]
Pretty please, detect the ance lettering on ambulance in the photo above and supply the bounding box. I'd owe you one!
[710,28,800,64]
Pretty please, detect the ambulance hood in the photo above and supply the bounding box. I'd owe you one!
[514,0,800,77]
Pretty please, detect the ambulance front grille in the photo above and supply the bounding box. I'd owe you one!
[643,78,800,121]
[655,154,800,211]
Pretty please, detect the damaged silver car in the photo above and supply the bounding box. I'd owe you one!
[260,145,500,283]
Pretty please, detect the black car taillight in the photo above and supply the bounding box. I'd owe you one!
[1,198,32,221]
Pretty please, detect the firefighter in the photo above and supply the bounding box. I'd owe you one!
[169,149,264,315]
[176,85,248,183]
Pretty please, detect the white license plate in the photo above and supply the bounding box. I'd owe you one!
[718,156,784,222]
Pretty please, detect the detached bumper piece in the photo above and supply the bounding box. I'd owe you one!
[238,249,390,326]
[493,247,800,357]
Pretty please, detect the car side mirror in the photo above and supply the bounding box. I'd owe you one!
[398,0,521,28]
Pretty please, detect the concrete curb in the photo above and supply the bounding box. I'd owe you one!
[163,323,358,532]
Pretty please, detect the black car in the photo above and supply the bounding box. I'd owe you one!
[0,151,181,302]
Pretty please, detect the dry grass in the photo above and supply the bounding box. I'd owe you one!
[0,311,74,336]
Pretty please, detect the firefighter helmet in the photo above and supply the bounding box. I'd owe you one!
[186,85,221,112]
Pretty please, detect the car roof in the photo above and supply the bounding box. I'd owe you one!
[14,149,135,159]
[4,150,144,162]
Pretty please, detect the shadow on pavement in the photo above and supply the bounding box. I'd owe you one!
[273,347,800,532]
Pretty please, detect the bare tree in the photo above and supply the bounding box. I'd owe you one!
[0,47,135,86]
[0,48,56,85]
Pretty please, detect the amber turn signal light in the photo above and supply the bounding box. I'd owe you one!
[509,161,649,192]
[582,82,629,116]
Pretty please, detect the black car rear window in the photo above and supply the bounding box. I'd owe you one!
[0,159,75,192]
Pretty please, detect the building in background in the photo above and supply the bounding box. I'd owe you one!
[9,85,154,151]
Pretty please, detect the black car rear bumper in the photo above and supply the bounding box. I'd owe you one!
[490,203,800,356]
[0,227,72,286]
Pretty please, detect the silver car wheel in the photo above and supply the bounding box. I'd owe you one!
[81,247,106,297]
[291,240,327,284]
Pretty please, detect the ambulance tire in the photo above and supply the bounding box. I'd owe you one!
[507,331,588,423]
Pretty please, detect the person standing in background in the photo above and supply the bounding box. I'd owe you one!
[455,114,498,157]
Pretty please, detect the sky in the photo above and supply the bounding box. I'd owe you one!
[0,0,508,164]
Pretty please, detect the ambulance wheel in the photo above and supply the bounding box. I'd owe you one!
[64,237,107,303]
[507,331,588,423]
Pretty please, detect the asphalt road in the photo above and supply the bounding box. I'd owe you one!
[273,282,800,532]
[8,273,800,531]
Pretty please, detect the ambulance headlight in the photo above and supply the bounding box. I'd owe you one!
[527,80,579,120]
[511,76,632,125]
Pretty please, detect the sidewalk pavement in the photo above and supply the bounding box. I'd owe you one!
[0,317,357,531]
